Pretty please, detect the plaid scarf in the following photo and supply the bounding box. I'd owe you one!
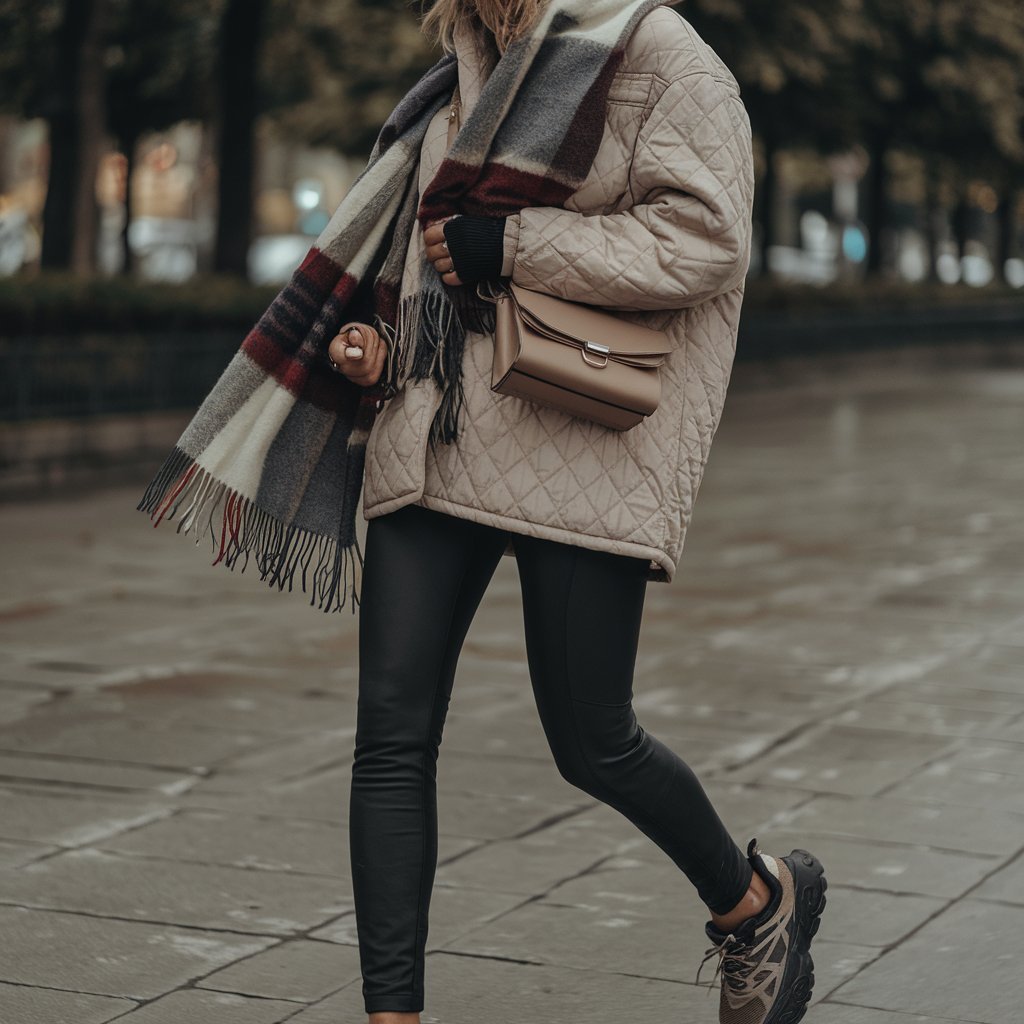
[138,0,668,613]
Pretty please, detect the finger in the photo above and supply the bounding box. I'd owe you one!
[348,325,378,363]
[423,215,456,246]
[425,240,449,262]
[339,324,376,363]
[429,254,454,277]
[440,269,463,286]
[428,250,454,271]
[329,328,367,369]
[423,219,446,244]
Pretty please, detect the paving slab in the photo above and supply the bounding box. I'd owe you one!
[435,786,589,841]
[931,739,1024,777]
[181,763,353,822]
[988,712,1024,743]
[0,751,201,793]
[1,848,350,934]
[0,904,274,998]
[807,941,884,1007]
[0,785,167,847]
[311,883,526,951]
[0,838,58,868]
[923,642,1024,688]
[827,697,1017,740]
[688,780,812,836]
[0,686,51,725]
[434,809,641,895]
[286,951,715,1023]
[98,809,350,877]
[829,898,1024,1024]
[884,757,1024,812]
[809,1004,957,1024]
[2,352,1024,1021]
[747,829,998,899]
[774,793,1024,856]
[970,850,1024,906]
[197,937,361,1002]
[0,712,265,770]
[873,676,1024,715]
[813,885,946,947]
[440,855,717,982]
[184,728,355,794]
[69,670,356,737]
[0,982,135,1024]
[106,989,299,1023]
[724,724,957,798]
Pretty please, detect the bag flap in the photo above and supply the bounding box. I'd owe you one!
[508,281,673,357]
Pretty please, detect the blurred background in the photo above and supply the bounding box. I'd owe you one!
[2,0,1023,287]
[0,0,1022,484]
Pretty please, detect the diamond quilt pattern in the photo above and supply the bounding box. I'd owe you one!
[363,6,755,582]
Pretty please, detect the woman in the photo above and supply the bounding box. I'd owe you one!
[137,0,826,1018]
[328,2,828,1023]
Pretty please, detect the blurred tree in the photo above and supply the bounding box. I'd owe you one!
[212,0,270,276]
[106,0,217,274]
[850,0,1024,277]
[0,0,110,272]
[261,0,436,157]
[681,0,868,276]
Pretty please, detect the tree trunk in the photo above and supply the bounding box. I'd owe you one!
[71,0,108,276]
[120,133,139,276]
[213,0,269,277]
[758,134,778,277]
[40,0,107,273]
[951,190,971,262]
[996,185,1019,282]
[41,0,93,269]
[923,163,942,283]
[865,137,889,277]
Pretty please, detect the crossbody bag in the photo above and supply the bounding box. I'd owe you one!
[445,86,672,431]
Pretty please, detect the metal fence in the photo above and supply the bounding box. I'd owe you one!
[2,303,1023,422]
[0,332,242,421]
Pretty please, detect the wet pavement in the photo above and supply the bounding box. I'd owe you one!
[1,346,1023,1023]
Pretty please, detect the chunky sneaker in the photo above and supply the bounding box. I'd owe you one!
[695,837,827,1024]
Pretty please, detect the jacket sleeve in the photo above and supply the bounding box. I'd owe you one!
[501,73,754,312]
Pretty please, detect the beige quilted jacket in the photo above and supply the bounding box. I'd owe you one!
[363,5,755,582]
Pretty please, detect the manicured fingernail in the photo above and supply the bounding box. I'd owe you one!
[346,346,363,358]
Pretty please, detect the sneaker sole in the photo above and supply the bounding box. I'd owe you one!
[764,848,828,1024]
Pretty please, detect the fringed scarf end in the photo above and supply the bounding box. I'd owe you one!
[137,446,363,615]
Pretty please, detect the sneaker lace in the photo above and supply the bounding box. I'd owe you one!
[695,932,756,996]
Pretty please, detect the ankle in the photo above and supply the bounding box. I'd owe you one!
[368,1014,420,1024]
[710,871,771,932]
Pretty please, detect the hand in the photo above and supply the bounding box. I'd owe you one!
[327,322,387,387]
[424,216,463,286]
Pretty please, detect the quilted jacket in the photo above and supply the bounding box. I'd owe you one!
[362,5,755,582]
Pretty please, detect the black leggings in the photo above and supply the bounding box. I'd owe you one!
[349,502,752,1014]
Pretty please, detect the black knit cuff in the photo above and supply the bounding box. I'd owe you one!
[443,214,507,285]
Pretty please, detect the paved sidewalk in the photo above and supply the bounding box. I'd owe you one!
[1,348,1023,1023]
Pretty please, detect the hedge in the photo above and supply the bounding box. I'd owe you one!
[1,270,1020,335]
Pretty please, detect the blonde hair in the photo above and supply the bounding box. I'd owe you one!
[419,0,548,56]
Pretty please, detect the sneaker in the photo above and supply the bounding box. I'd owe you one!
[695,837,827,1024]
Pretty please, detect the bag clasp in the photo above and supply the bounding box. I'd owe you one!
[582,341,610,368]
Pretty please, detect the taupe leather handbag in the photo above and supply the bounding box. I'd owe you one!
[445,87,673,431]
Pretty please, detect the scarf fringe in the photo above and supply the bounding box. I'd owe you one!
[379,268,498,446]
[137,445,363,615]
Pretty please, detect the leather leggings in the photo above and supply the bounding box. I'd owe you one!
[349,502,753,1014]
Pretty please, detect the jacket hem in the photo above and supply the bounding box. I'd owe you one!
[409,492,675,583]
